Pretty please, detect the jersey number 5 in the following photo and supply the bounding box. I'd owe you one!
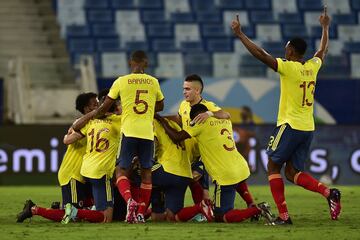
[88,128,110,153]
[133,90,149,114]
[300,81,315,107]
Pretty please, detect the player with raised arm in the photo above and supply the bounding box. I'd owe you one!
[61,89,121,223]
[73,50,165,223]
[231,6,341,225]
[155,105,274,224]
[16,92,98,223]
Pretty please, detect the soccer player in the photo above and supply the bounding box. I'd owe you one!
[16,92,99,223]
[231,6,341,225]
[61,89,122,223]
[151,118,213,222]
[73,50,165,223]
[155,105,274,223]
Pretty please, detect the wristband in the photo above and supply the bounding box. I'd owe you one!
[206,111,214,117]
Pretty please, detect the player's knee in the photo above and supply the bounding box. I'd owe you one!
[284,166,297,183]
[166,209,176,222]
[215,213,225,222]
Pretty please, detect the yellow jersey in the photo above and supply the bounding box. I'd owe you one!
[186,118,250,185]
[154,119,192,178]
[80,114,122,179]
[178,99,221,132]
[108,73,164,140]
[58,137,86,186]
[276,57,322,131]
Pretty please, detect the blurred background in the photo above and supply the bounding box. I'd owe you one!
[0,0,359,185]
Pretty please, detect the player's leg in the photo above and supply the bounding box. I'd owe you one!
[115,135,138,223]
[286,131,341,220]
[266,124,298,224]
[16,199,65,222]
[190,161,207,204]
[235,180,255,207]
[137,138,155,222]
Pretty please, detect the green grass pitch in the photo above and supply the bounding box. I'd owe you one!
[0,185,358,240]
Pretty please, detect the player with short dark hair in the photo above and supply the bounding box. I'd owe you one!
[73,50,165,223]
[231,6,341,225]
[155,104,274,223]
[16,92,98,223]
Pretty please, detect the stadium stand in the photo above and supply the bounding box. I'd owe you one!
[52,0,360,82]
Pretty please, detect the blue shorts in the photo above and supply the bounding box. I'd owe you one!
[61,179,87,208]
[192,160,209,190]
[266,124,313,171]
[213,182,238,217]
[117,134,154,169]
[86,175,113,211]
[151,166,191,214]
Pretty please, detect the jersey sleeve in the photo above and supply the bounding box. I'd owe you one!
[311,57,322,72]
[276,58,286,75]
[204,101,221,112]
[185,124,201,137]
[155,79,165,102]
[80,122,90,136]
[108,77,121,100]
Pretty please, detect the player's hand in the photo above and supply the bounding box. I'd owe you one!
[67,127,74,135]
[319,5,330,27]
[193,112,211,124]
[231,14,242,36]
[154,113,162,121]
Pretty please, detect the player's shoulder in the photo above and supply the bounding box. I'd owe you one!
[307,57,322,65]
[201,99,219,109]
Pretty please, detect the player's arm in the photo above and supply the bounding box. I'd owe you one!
[314,6,330,62]
[155,99,164,112]
[193,109,231,124]
[163,114,182,126]
[155,114,190,143]
[231,15,277,71]
[63,128,84,145]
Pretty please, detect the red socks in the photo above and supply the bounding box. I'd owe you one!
[175,205,201,222]
[138,182,152,215]
[294,172,330,198]
[116,176,132,202]
[77,209,104,223]
[269,174,289,221]
[33,207,64,222]
[236,181,255,206]
[190,181,204,204]
[223,207,260,223]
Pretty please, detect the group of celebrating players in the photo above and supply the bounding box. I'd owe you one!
[16,9,341,226]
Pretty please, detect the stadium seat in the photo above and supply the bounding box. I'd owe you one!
[170,13,195,23]
[184,52,213,76]
[351,0,360,10]
[116,22,146,46]
[110,0,135,9]
[351,54,360,77]
[282,24,309,38]
[115,10,141,24]
[196,11,222,22]
[164,0,191,19]
[125,41,149,51]
[155,53,184,78]
[244,0,271,10]
[278,13,303,24]
[298,0,323,11]
[190,0,216,11]
[87,10,113,23]
[66,25,91,37]
[85,0,109,9]
[332,13,357,24]
[213,53,240,77]
[206,38,233,52]
[152,39,177,52]
[101,52,128,77]
[315,39,344,56]
[338,25,360,41]
[92,24,118,37]
[263,41,286,56]
[97,38,121,51]
[223,11,249,35]
[326,0,351,14]
[180,41,204,52]
[217,0,244,9]
[174,24,201,48]
[304,12,324,28]
[343,42,360,53]
[310,26,337,39]
[68,38,95,53]
[138,0,163,9]
[272,0,297,14]
[256,24,282,42]
[147,24,173,37]
[250,11,275,23]
[141,10,166,23]
[202,24,227,37]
